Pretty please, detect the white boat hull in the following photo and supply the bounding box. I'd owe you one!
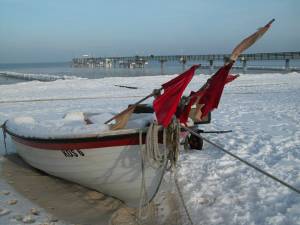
[9,130,165,207]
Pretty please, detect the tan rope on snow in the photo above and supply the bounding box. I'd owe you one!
[137,119,181,223]
[174,169,194,225]
[138,129,159,224]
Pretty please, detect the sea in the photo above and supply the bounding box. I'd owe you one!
[0,60,300,85]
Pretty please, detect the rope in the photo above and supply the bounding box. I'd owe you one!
[136,120,182,224]
[138,130,149,221]
[138,126,165,224]
[144,122,168,169]
[165,119,180,169]
[137,120,181,223]
[182,125,300,194]
[174,169,194,225]
[143,119,180,170]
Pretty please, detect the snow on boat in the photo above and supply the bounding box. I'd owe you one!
[3,108,170,207]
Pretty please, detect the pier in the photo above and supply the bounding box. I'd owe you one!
[72,51,300,72]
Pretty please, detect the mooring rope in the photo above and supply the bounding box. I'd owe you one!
[182,126,300,194]
[138,130,149,221]
[144,122,168,169]
[165,119,180,169]
[138,125,168,223]
[137,120,181,223]
[174,169,194,225]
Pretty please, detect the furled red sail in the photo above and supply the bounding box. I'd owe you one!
[179,71,238,123]
[197,62,233,119]
[153,65,199,127]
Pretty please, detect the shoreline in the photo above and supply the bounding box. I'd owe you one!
[1,72,299,224]
[0,153,183,225]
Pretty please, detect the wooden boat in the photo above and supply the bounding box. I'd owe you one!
[3,104,210,206]
[3,107,167,207]
[2,19,274,210]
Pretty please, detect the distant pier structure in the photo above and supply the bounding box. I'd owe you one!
[72,51,300,72]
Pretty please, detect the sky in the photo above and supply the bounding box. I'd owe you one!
[0,0,299,63]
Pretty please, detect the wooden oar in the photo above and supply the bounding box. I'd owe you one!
[106,64,200,125]
[104,88,162,124]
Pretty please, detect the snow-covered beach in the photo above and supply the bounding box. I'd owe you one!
[0,71,300,225]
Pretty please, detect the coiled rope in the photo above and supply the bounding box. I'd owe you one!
[144,121,168,169]
[142,118,180,170]
[137,119,181,223]
[138,125,166,223]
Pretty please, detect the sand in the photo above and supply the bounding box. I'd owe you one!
[0,153,184,225]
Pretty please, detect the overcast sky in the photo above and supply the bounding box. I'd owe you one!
[0,0,299,63]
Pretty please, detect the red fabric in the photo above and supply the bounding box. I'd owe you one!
[153,65,199,127]
[179,90,204,123]
[225,74,239,84]
[198,63,233,118]
[178,71,237,124]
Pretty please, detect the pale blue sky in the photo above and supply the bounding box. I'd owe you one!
[0,0,299,63]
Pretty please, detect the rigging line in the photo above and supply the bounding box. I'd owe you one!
[0,95,146,104]
[174,169,194,225]
[181,126,300,194]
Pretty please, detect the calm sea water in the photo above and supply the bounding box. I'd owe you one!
[0,60,299,85]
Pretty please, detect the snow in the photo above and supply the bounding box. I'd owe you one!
[0,72,300,224]
[125,113,154,129]
[5,112,112,139]
[5,110,155,139]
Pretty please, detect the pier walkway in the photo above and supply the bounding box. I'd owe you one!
[72,51,300,72]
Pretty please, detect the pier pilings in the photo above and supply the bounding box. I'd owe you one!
[241,58,247,72]
[285,59,290,71]
[160,59,167,75]
[180,57,187,71]
[72,51,300,72]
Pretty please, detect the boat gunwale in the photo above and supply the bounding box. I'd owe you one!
[3,122,166,146]
[3,123,156,143]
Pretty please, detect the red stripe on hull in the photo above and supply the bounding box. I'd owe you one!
[12,135,143,150]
